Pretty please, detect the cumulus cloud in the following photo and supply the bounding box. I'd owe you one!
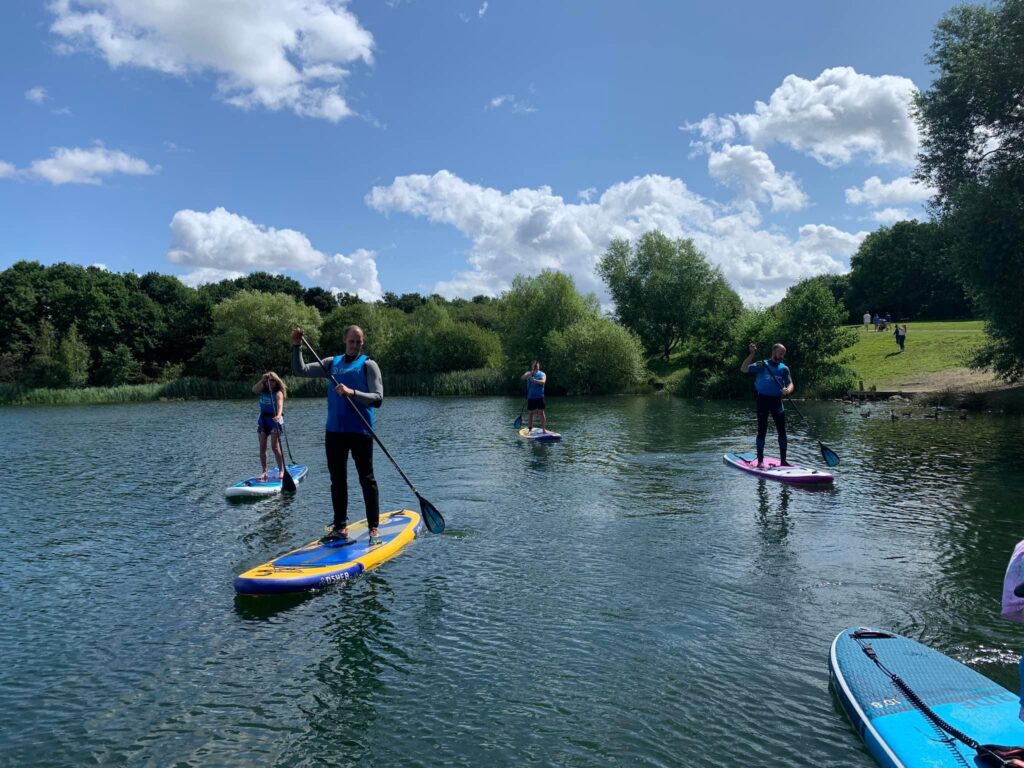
[707,144,808,212]
[25,86,48,104]
[845,175,933,207]
[0,161,16,178]
[479,1,489,17]
[367,170,865,304]
[27,146,158,185]
[167,207,382,299]
[871,207,916,225]
[687,67,919,167]
[49,0,374,122]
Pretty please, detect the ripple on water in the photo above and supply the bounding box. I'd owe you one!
[3,398,1023,767]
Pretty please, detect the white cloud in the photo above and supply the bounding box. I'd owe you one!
[27,146,158,185]
[0,161,16,178]
[577,187,597,202]
[177,267,246,287]
[50,0,374,122]
[367,170,865,304]
[167,207,382,299]
[871,207,916,225]
[485,93,536,114]
[687,67,919,167]
[90,262,108,270]
[479,1,488,17]
[707,144,808,212]
[25,86,48,104]
[845,175,933,207]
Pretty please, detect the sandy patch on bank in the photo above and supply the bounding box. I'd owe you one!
[879,367,1006,393]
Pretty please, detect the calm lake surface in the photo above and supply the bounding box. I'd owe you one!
[4,396,1024,767]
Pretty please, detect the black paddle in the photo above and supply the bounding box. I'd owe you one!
[760,358,840,467]
[297,335,446,534]
[513,402,525,430]
[265,381,297,492]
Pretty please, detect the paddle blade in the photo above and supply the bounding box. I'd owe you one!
[820,442,840,467]
[418,494,445,534]
[282,467,297,493]
[513,415,523,429]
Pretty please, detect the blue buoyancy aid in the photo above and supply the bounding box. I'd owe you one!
[326,354,375,434]
[527,371,545,398]
[751,359,791,397]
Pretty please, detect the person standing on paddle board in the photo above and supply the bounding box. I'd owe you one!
[291,325,384,544]
[521,361,548,432]
[252,372,287,481]
[740,342,794,468]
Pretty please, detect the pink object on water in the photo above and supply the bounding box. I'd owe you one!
[1001,539,1024,624]
[722,452,834,485]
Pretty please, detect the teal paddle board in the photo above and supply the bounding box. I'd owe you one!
[830,627,1024,767]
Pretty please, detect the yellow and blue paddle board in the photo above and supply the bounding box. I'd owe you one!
[235,509,421,594]
[517,427,561,441]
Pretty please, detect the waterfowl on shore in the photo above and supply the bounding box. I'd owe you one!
[890,410,898,421]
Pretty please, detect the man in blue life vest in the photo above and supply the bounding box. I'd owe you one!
[521,360,548,432]
[291,325,384,545]
[740,342,794,468]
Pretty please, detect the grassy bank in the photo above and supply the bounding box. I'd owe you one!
[844,320,990,391]
[0,368,519,406]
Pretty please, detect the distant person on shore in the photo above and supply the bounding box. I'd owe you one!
[895,324,907,352]
[873,313,881,331]
[863,311,871,331]
[740,342,794,468]
[521,361,548,433]
[252,372,287,481]
[290,325,384,545]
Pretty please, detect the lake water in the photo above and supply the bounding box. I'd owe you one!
[4,396,1024,767]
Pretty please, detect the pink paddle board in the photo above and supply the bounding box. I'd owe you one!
[723,452,834,485]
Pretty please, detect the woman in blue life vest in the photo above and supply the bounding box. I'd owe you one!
[291,325,384,545]
[520,360,548,432]
[251,372,287,481]
[740,342,794,468]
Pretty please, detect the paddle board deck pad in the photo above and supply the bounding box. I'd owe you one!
[224,465,308,497]
[234,510,421,594]
[722,452,833,484]
[518,427,562,441]
[830,627,1024,768]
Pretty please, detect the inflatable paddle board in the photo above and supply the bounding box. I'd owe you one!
[234,509,421,594]
[830,627,1024,768]
[722,452,832,485]
[225,464,308,498]
[518,427,562,441]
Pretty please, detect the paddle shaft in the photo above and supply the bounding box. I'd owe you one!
[297,335,423,498]
[264,381,296,491]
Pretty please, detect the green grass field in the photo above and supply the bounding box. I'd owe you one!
[845,320,988,390]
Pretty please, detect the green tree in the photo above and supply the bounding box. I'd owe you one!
[303,287,338,315]
[499,271,597,370]
[321,302,405,362]
[598,232,723,359]
[915,0,1024,378]
[58,323,91,387]
[25,319,66,388]
[773,278,857,394]
[203,291,321,380]
[545,317,647,394]
[96,343,144,386]
[844,221,972,321]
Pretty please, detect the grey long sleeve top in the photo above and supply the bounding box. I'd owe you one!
[291,346,383,408]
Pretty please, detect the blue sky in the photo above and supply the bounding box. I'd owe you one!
[0,1,957,304]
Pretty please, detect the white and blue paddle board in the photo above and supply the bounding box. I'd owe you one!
[830,627,1024,767]
[224,464,308,498]
[518,427,562,441]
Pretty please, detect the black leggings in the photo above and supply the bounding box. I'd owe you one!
[325,431,379,530]
[756,394,788,463]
